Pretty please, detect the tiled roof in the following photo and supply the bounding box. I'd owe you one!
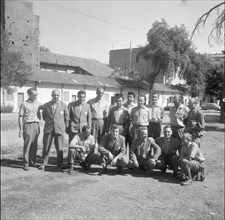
[115,78,182,93]
[30,70,119,88]
[40,52,114,77]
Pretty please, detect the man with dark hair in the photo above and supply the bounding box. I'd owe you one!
[155,125,180,178]
[130,95,151,140]
[98,124,129,175]
[68,90,92,143]
[129,127,161,175]
[18,88,42,171]
[39,89,69,171]
[185,98,205,147]
[106,94,130,138]
[67,125,99,174]
[147,92,164,139]
[87,87,109,144]
[124,92,136,114]
[169,94,189,142]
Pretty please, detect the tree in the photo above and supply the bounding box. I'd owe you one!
[1,31,31,90]
[40,46,51,52]
[138,19,193,103]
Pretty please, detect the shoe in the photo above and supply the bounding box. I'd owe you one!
[181,179,192,186]
[57,166,63,172]
[173,172,179,179]
[68,167,78,175]
[30,163,37,168]
[80,161,90,171]
[38,165,45,170]
[23,165,29,171]
[98,166,108,176]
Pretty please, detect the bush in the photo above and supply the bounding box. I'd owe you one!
[0,105,14,113]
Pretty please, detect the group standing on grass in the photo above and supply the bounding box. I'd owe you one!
[18,87,205,186]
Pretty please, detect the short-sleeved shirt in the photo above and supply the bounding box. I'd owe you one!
[87,98,109,119]
[131,106,151,126]
[70,133,95,153]
[169,104,189,127]
[180,142,205,163]
[19,100,41,124]
[147,104,164,124]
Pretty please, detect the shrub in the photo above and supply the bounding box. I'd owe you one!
[0,105,14,113]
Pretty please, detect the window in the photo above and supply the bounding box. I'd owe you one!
[103,93,110,102]
[72,95,76,101]
[64,91,69,102]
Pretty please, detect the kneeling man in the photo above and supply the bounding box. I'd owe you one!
[98,124,129,175]
[68,125,99,174]
[129,127,161,175]
[155,125,180,178]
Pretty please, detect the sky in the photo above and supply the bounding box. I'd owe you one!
[33,0,224,64]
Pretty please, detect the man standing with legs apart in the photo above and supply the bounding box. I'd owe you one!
[147,92,164,139]
[18,88,41,171]
[88,88,109,144]
[169,95,189,142]
[155,125,180,178]
[185,98,205,148]
[68,90,92,143]
[129,127,161,175]
[39,89,69,171]
[178,133,205,186]
[98,124,129,175]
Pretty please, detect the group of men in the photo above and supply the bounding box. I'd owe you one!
[19,87,205,186]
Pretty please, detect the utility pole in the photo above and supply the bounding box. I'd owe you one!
[129,41,132,71]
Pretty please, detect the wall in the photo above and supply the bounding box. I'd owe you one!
[4,0,40,69]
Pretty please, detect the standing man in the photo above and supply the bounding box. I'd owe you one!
[39,89,69,171]
[155,125,180,178]
[185,98,205,147]
[67,125,100,174]
[98,124,129,175]
[106,94,130,138]
[178,133,205,186]
[18,88,41,171]
[169,94,189,142]
[87,88,109,144]
[130,95,151,140]
[129,127,161,175]
[124,92,136,114]
[68,90,92,143]
[147,92,164,139]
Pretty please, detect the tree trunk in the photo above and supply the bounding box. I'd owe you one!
[148,82,154,105]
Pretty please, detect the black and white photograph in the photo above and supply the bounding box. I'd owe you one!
[1,0,224,219]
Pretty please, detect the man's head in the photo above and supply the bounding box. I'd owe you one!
[138,127,148,141]
[82,125,91,139]
[96,87,104,100]
[110,124,120,139]
[78,90,86,104]
[173,95,181,108]
[152,92,159,105]
[182,132,192,145]
[188,98,197,110]
[51,89,60,103]
[163,125,172,139]
[127,92,135,103]
[116,94,124,108]
[138,95,146,107]
[27,88,38,101]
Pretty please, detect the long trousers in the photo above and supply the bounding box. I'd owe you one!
[148,122,161,139]
[42,132,64,167]
[156,154,179,173]
[92,119,105,144]
[23,122,40,166]
[180,158,204,179]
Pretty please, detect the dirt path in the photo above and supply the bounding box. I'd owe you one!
[1,114,224,220]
